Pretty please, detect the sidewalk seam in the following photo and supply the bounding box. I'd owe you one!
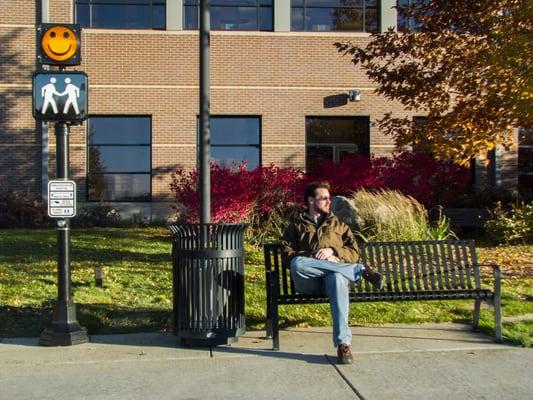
[325,354,366,400]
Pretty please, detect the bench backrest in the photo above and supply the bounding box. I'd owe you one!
[264,240,480,296]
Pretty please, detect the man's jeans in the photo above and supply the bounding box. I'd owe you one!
[290,256,364,347]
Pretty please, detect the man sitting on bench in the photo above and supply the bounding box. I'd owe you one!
[281,182,384,364]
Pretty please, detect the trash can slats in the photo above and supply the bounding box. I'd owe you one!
[170,223,247,345]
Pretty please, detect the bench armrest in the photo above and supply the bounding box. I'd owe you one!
[475,263,501,276]
[475,263,501,299]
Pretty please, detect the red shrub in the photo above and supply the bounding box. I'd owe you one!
[170,152,471,225]
[381,152,471,208]
[306,155,385,196]
[170,163,305,223]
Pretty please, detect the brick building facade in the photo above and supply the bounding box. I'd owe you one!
[0,1,525,220]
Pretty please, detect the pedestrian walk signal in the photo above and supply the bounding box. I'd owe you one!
[37,23,81,66]
[32,71,88,122]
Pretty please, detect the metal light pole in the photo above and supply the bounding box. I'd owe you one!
[170,0,247,345]
[40,122,88,346]
[199,0,211,224]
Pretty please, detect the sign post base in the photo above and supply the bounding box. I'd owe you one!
[39,300,88,346]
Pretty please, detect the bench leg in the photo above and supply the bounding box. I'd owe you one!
[272,299,280,351]
[494,296,503,343]
[266,289,273,339]
[266,319,273,339]
[493,265,503,343]
[493,280,503,343]
[472,298,481,331]
[265,272,273,338]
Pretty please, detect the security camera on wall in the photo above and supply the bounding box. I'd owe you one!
[348,90,361,102]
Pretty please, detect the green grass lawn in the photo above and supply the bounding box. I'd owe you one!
[0,228,531,347]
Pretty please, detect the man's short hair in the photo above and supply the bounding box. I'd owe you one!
[304,182,330,205]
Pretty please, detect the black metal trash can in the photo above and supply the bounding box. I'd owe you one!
[169,223,247,345]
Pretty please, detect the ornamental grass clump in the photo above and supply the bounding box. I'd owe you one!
[348,189,456,242]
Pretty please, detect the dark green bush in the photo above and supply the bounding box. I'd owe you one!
[485,202,533,244]
[0,189,50,228]
[72,204,122,228]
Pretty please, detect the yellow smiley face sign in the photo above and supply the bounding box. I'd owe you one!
[37,23,81,66]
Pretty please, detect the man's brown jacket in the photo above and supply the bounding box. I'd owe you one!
[280,212,360,264]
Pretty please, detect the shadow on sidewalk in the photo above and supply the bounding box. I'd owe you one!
[284,327,497,345]
[212,346,331,365]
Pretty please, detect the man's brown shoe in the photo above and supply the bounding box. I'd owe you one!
[362,268,385,290]
[337,343,353,365]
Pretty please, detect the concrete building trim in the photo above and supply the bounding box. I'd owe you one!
[83,84,377,91]
[0,144,42,147]
[211,86,376,91]
[41,0,49,22]
[0,24,35,28]
[0,84,33,88]
[380,0,397,32]
[166,0,183,31]
[80,28,372,38]
[274,0,290,32]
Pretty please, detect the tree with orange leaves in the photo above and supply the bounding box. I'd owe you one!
[336,0,532,164]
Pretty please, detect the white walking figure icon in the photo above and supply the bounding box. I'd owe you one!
[60,77,80,115]
[41,77,60,114]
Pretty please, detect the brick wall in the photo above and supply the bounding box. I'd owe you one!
[0,1,519,206]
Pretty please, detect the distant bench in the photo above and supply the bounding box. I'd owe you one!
[264,240,502,350]
[441,208,491,228]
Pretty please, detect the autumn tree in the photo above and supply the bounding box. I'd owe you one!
[335,0,533,164]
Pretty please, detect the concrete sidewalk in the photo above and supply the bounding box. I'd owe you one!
[1,323,531,400]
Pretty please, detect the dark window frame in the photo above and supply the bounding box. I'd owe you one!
[291,0,380,33]
[196,115,262,169]
[86,115,152,202]
[305,115,370,171]
[184,0,273,31]
[75,0,166,30]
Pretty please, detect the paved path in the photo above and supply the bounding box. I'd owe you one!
[1,323,531,400]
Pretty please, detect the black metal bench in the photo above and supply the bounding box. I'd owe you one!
[264,240,502,350]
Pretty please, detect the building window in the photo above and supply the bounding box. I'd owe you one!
[198,116,261,169]
[412,116,477,184]
[87,116,151,202]
[397,0,425,32]
[518,128,533,199]
[412,116,431,151]
[184,0,273,31]
[306,116,370,171]
[291,0,378,32]
[75,0,166,29]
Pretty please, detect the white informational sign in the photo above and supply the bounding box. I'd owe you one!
[48,180,76,218]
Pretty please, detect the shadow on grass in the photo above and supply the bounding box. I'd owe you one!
[0,304,53,337]
[0,304,172,338]
[77,304,172,334]
[1,246,172,265]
